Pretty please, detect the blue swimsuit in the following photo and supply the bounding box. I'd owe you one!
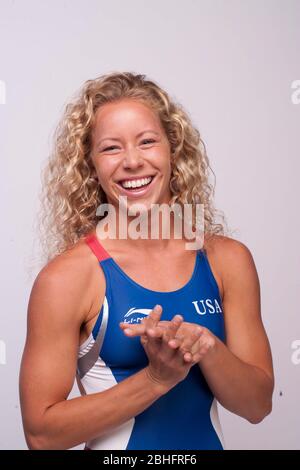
[77,233,225,450]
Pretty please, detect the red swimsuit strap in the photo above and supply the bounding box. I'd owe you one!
[85,233,111,262]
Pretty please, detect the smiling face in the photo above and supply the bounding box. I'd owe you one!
[90,98,172,212]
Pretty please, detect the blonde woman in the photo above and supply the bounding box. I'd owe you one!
[19,72,274,450]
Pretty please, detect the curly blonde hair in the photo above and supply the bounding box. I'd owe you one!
[38,71,230,264]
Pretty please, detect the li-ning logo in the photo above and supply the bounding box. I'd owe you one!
[123,307,153,324]
[192,298,223,315]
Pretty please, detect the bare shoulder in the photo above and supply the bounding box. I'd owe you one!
[203,234,256,300]
[30,237,104,327]
[204,233,254,264]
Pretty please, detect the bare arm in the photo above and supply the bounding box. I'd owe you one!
[198,238,274,423]
[19,256,168,450]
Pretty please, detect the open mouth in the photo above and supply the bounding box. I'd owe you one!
[117,175,156,192]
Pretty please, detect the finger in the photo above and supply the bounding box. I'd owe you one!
[179,326,203,354]
[183,351,193,362]
[147,305,163,329]
[163,314,183,343]
[120,323,146,337]
[119,307,161,336]
[190,331,215,357]
[157,320,169,329]
[140,333,148,346]
[147,326,165,339]
[189,352,202,363]
[167,335,184,349]
[182,347,203,364]
[139,317,148,341]
[140,325,164,352]
[119,313,148,330]
[186,340,211,364]
[159,318,184,362]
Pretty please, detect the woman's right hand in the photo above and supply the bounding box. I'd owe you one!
[120,305,202,391]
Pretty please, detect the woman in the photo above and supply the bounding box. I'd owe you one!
[19,72,274,450]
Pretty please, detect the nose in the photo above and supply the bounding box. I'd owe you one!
[122,147,144,170]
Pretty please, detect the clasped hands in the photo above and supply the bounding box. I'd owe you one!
[119,304,217,365]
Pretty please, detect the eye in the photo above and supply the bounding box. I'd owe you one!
[141,139,156,145]
[100,139,156,152]
[102,145,118,152]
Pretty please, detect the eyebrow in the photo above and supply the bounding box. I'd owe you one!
[96,130,160,147]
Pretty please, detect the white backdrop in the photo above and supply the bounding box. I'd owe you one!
[0,0,299,449]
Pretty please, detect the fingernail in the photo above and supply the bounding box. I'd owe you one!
[124,328,132,335]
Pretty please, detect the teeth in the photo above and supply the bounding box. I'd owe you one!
[121,176,153,189]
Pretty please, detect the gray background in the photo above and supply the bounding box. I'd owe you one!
[0,0,299,449]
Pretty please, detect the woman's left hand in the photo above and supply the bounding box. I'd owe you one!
[120,319,218,364]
